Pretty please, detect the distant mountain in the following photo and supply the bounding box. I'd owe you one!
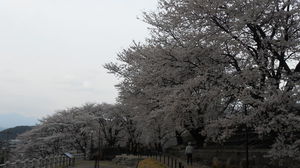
[0,126,34,141]
[0,113,38,128]
[0,127,5,131]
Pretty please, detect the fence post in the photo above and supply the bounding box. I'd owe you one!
[167,156,169,166]
[46,157,50,168]
[58,156,62,166]
[163,155,165,164]
[65,156,68,166]
[48,157,51,168]
[53,156,56,167]
[49,156,52,168]
[65,156,67,166]
[52,156,55,168]
[57,155,60,167]
[69,157,72,166]
[56,156,59,168]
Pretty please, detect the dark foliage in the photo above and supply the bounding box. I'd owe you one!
[0,126,34,141]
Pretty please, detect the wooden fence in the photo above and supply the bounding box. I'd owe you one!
[0,153,84,168]
[136,153,190,168]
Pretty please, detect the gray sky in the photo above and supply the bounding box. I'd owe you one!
[0,0,158,122]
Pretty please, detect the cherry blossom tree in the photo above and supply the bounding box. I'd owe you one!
[14,103,129,159]
[106,0,300,163]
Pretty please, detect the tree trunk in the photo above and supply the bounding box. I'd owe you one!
[175,130,183,145]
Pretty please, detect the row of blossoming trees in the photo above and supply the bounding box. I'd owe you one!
[14,103,142,160]
[14,0,299,165]
[105,0,300,163]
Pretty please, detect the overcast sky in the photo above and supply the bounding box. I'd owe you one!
[0,0,158,123]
